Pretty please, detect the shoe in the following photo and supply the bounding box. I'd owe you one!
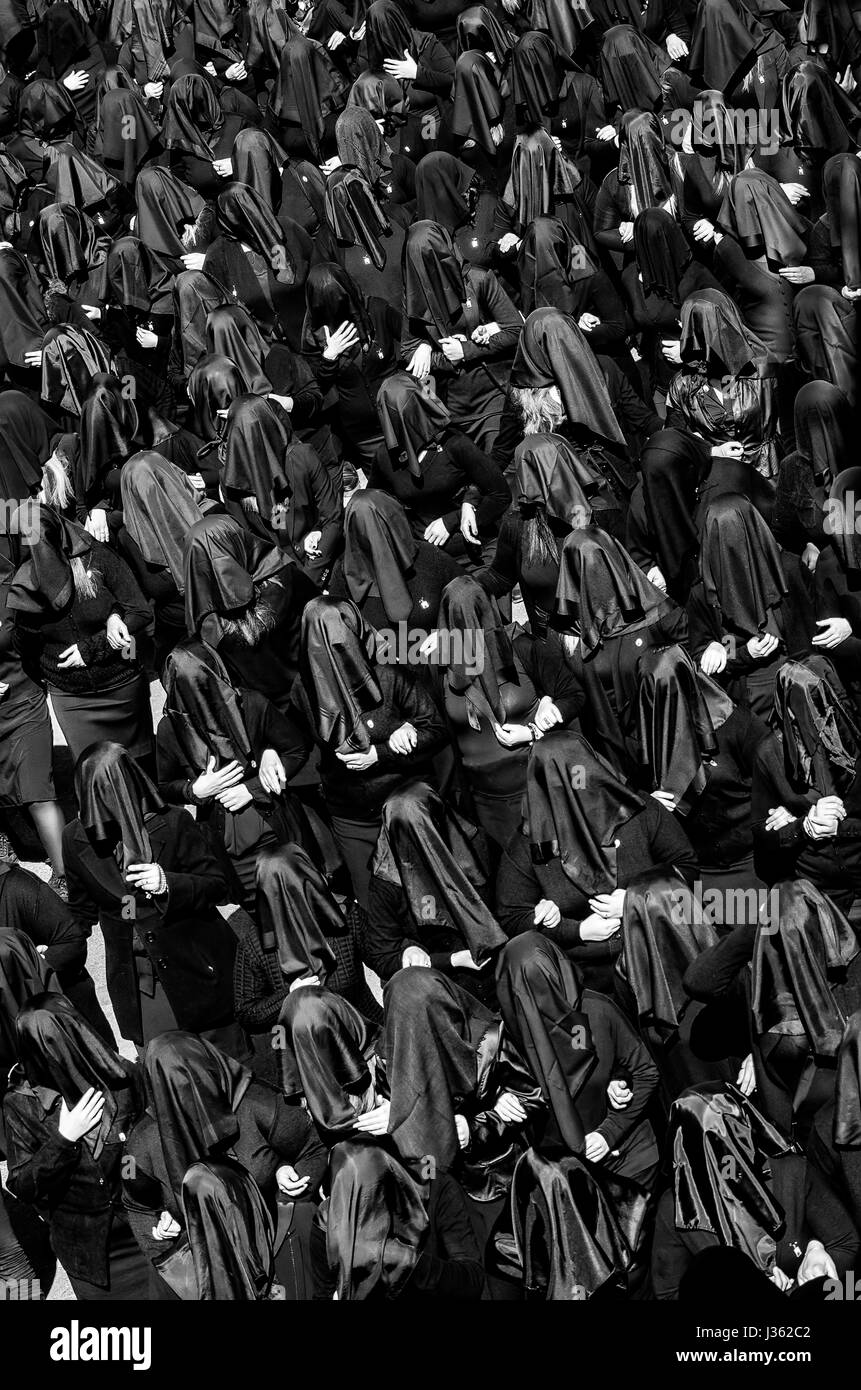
[0,832,17,864]
[48,873,68,901]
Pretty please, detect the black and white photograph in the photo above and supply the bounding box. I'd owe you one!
[0,0,857,1363]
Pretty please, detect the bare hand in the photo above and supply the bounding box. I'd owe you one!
[534,898,561,929]
[402,945,431,968]
[354,1099,390,1134]
[407,342,432,378]
[388,721,418,755]
[191,756,244,800]
[383,49,418,81]
[494,1092,527,1125]
[700,641,727,675]
[765,805,796,832]
[58,643,85,669]
[152,1210,181,1242]
[86,508,110,543]
[259,748,287,795]
[735,1053,756,1096]
[584,1131,610,1162]
[323,320,360,361]
[276,1163,310,1197]
[439,335,466,363]
[63,70,90,92]
[125,862,167,895]
[423,517,450,546]
[589,888,626,918]
[215,783,254,812]
[58,1088,104,1142]
[335,746,379,771]
[812,617,852,648]
[533,695,562,731]
[607,1079,633,1110]
[746,632,779,659]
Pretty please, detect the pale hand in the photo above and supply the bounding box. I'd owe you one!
[665,33,688,60]
[607,1080,633,1110]
[192,756,244,800]
[86,508,110,543]
[58,1088,104,1142]
[335,746,379,771]
[589,888,626,918]
[383,50,418,81]
[276,1164,310,1197]
[764,805,796,832]
[661,339,682,364]
[700,641,727,675]
[455,1114,470,1149]
[797,1241,837,1286]
[711,440,745,459]
[778,265,814,284]
[63,71,90,91]
[735,1053,756,1096]
[619,221,634,244]
[692,218,716,243]
[224,61,247,81]
[303,530,323,558]
[493,722,534,747]
[388,721,417,755]
[646,565,667,592]
[212,158,233,178]
[152,1211,181,1242]
[779,182,808,206]
[354,1099,391,1135]
[106,613,132,651]
[651,789,678,812]
[57,643,85,669]
[584,1131,610,1162]
[534,898,561,929]
[494,1092,527,1125]
[215,784,254,812]
[181,252,206,271]
[596,124,616,141]
[439,335,466,363]
[402,945,431,968]
[423,517,450,546]
[578,313,600,333]
[323,320,359,361]
[407,342,432,378]
[136,327,158,349]
[801,543,820,572]
[497,232,521,254]
[460,501,479,544]
[746,632,779,659]
[144,82,164,99]
[533,695,562,731]
[451,949,487,971]
[125,862,167,895]
[579,912,622,942]
[259,748,287,795]
[812,617,852,648]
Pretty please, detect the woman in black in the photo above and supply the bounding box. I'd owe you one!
[335,104,415,217]
[594,109,675,274]
[554,526,688,772]
[184,514,319,712]
[74,372,142,536]
[4,994,148,1300]
[372,371,509,562]
[7,501,154,767]
[651,1083,859,1299]
[34,3,106,129]
[122,1031,325,1293]
[233,839,382,1089]
[688,494,814,720]
[810,153,861,297]
[357,0,455,161]
[37,203,109,326]
[264,32,347,163]
[134,166,207,310]
[752,657,861,915]
[495,128,595,259]
[495,733,697,994]
[324,166,406,306]
[118,450,205,671]
[677,88,747,247]
[758,63,861,222]
[300,261,401,470]
[311,1138,484,1300]
[327,488,463,651]
[415,152,498,271]
[63,742,239,1054]
[203,183,316,352]
[636,643,770,921]
[158,639,314,909]
[289,596,449,907]
[162,71,249,198]
[400,219,522,455]
[220,394,341,585]
[509,27,609,177]
[182,1160,278,1300]
[435,574,584,846]
[366,780,507,1004]
[451,48,512,193]
[519,216,628,364]
[793,284,858,403]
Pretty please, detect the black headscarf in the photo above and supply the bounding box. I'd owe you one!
[793,285,858,402]
[104,236,152,316]
[699,493,787,638]
[346,72,407,138]
[40,322,115,416]
[617,109,673,214]
[823,154,861,291]
[518,214,598,317]
[16,993,137,1160]
[772,656,861,798]
[163,637,255,776]
[215,183,296,283]
[691,90,747,175]
[162,72,224,162]
[37,202,102,286]
[325,167,391,271]
[0,928,61,1077]
[342,488,417,625]
[402,219,466,339]
[669,1083,789,1273]
[828,468,861,573]
[93,84,158,186]
[689,0,763,92]
[415,152,474,231]
[494,930,596,1152]
[206,304,273,396]
[375,781,507,966]
[600,24,664,113]
[679,288,769,376]
[336,105,392,192]
[514,432,598,525]
[142,1030,252,1205]
[781,61,861,158]
[75,741,165,872]
[633,207,692,306]
[439,575,518,726]
[752,879,857,1058]
[268,34,347,162]
[172,270,230,379]
[17,78,79,143]
[835,1012,861,1146]
[184,513,294,635]
[718,169,810,268]
[525,731,644,895]
[299,595,382,754]
[618,874,719,1031]
[636,643,733,803]
[6,500,91,617]
[78,372,139,498]
[187,353,249,442]
[458,5,513,63]
[795,380,852,483]
[504,129,581,233]
[510,308,626,451]
[451,50,504,154]
[48,145,119,214]
[120,450,202,590]
[376,371,451,477]
[555,525,672,655]
[255,843,340,983]
[231,128,288,210]
[135,166,205,260]
[0,246,49,369]
[510,29,562,128]
[220,392,291,516]
[0,390,53,500]
[183,1160,275,1301]
[364,0,414,69]
[325,1139,429,1301]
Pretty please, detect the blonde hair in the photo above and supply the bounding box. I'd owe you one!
[41,452,74,511]
[70,554,100,601]
[511,384,565,436]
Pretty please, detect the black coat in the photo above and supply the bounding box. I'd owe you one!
[63,808,236,1045]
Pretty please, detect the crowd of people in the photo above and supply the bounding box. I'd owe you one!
[0,0,859,1303]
